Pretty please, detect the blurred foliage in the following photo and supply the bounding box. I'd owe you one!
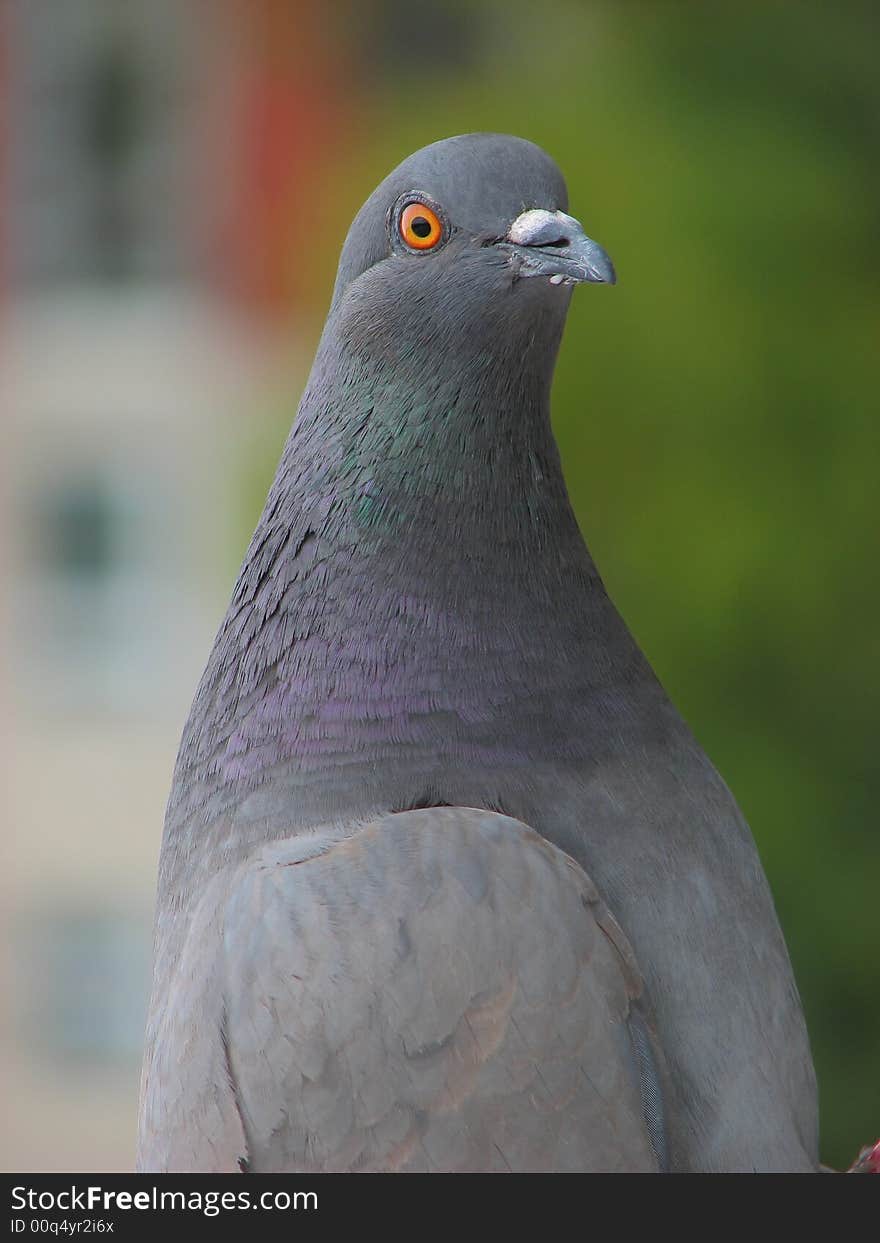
[241,1,878,1168]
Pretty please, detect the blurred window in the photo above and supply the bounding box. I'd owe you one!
[39,472,117,581]
[14,454,177,716]
[15,908,151,1067]
[8,0,184,285]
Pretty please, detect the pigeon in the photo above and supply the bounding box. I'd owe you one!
[138,133,818,1173]
[848,1139,880,1174]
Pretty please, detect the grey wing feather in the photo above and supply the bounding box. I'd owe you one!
[138,807,669,1173]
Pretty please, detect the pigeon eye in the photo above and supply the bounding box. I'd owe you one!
[399,202,443,251]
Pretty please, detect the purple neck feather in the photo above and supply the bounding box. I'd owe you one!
[164,294,650,855]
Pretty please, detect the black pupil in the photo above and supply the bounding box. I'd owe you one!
[411,215,432,238]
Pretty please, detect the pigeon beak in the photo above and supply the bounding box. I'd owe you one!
[499,208,617,286]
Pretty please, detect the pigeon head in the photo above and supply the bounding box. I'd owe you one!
[327,133,615,370]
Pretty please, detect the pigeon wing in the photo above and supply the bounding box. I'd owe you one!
[139,807,669,1173]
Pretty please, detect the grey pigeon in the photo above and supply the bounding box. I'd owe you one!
[137,133,818,1173]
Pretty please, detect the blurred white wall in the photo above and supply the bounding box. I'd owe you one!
[1,0,291,1171]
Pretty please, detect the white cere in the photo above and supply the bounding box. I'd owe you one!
[507,208,562,245]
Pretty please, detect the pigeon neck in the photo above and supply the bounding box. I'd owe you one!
[284,311,579,552]
[167,314,621,843]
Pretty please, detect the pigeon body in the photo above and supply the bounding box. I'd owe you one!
[138,134,818,1172]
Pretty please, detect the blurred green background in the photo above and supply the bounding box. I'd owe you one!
[5,0,877,1170]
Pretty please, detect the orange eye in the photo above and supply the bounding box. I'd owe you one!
[399,201,443,250]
